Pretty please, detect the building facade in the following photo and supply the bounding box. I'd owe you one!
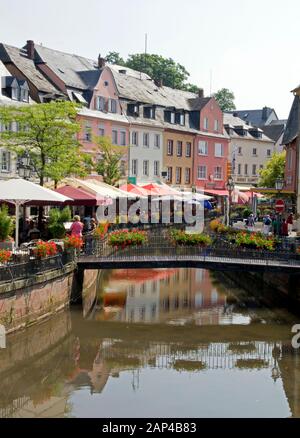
[224,113,275,187]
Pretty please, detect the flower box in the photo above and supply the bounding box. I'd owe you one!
[0,240,14,251]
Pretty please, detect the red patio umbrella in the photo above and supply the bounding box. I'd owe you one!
[119,183,148,197]
[142,183,174,196]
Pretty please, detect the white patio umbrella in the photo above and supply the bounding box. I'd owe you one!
[180,192,213,201]
[0,179,72,247]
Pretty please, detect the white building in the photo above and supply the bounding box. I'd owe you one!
[224,113,275,187]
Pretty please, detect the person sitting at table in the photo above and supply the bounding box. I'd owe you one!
[27,221,41,240]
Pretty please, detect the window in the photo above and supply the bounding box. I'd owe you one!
[154,134,160,148]
[287,149,292,170]
[1,151,11,172]
[99,124,105,136]
[260,164,264,170]
[198,141,208,155]
[84,123,91,141]
[252,164,257,176]
[120,161,126,176]
[186,142,191,157]
[143,132,149,147]
[20,88,28,102]
[238,163,241,175]
[197,165,206,180]
[11,87,18,100]
[131,159,138,176]
[144,106,155,119]
[132,131,138,146]
[185,168,190,184]
[170,112,175,124]
[154,160,160,176]
[214,166,222,180]
[109,99,117,113]
[203,117,209,130]
[238,146,242,155]
[175,112,185,125]
[128,103,139,116]
[214,119,219,132]
[96,96,105,111]
[267,149,271,157]
[214,143,224,157]
[167,166,173,183]
[253,148,257,156]
[143,160,149,176]
[167,140,173,155]
[120,131,126,146]
[177,141,182,157]
[244,164,248,175]
[112,130,118,145]
[175,167,182,184]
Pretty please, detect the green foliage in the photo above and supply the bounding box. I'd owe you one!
[242,207,252,218]
[213,88,236,111]
[0,101,88,186]
[170,229,212,246]
[0,205,14,241]
[105,51,199,92]
[95,135,125,186]
[48,206,71,238]
[258,151,286,188]
[108,229,148,247]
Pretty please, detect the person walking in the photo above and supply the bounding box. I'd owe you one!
[263,214,272,236]
[247,213,255,232]
[287,213,294,235]
[281,218,289,237]
[70,215,83,237]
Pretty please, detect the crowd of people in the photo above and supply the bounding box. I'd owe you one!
[247,212,294,237]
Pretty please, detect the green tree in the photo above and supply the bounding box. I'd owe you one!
[105,51,126,65]
[213,88,236,111]
[94,136,126,186]
[0,205,14,241]
[258,151,286,187]
[105,51,199,91]
[0,101,88,186]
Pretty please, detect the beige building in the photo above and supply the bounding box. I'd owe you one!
[224,113,275,187]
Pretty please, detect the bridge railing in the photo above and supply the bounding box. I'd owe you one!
[82,231,300,266]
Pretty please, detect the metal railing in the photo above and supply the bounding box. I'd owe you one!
[81,230,300,268]
[0,251,75,283]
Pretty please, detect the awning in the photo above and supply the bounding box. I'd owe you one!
[55,185,105,206]
[119,183,148,197]
[204,189,229,197]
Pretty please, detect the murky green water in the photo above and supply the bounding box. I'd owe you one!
[0,268,300,418]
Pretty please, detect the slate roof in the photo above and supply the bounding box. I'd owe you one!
[33,44,100,90]
[223,113,274,142]
[282,95,300,145]
[0,43,60,94]
[229,107,277,127]
[109,65,200,110]
[261,123,285,143]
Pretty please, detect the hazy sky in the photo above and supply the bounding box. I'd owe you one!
[1,0,299,118]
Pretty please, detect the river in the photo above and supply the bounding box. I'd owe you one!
[0,267,300,418]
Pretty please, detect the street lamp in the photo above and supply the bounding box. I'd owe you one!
[226,176,235,226]
[18,150,31,180]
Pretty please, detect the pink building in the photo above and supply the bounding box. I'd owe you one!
[192,97,229,190]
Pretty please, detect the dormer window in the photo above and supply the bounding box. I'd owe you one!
[20,88,29,102]
[143,106,155,119]
[96,96,105,111]
[108,99,117,113]
[11,87,18,100]
[175,112,185,125]
[127,103,139,117]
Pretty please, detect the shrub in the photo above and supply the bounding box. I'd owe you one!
[210,219,221,232]
[0,249,12,263]
[235,232,275,251]
[170,229,212,246]
[108,229,147,248]
[242,207,252,218]
[0,205,14,241]
[48,207,71,238]
[33,240,58,258]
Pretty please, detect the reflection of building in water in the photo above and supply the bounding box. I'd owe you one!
[100,268,227,324]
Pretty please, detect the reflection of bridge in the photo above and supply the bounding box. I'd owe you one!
[79,237,300,273]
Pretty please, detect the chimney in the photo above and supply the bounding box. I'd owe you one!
[154,78,163,87]
[262,106,269,121]
[198,88,204,98]
[98,54,106,69]
[26,40,35,60]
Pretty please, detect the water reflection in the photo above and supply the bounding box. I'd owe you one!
[0,268,300,418]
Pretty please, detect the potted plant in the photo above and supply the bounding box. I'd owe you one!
[0,249,12,265]
[48,206,71,239]
[33,240,58,258]
[0,205,14,250]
